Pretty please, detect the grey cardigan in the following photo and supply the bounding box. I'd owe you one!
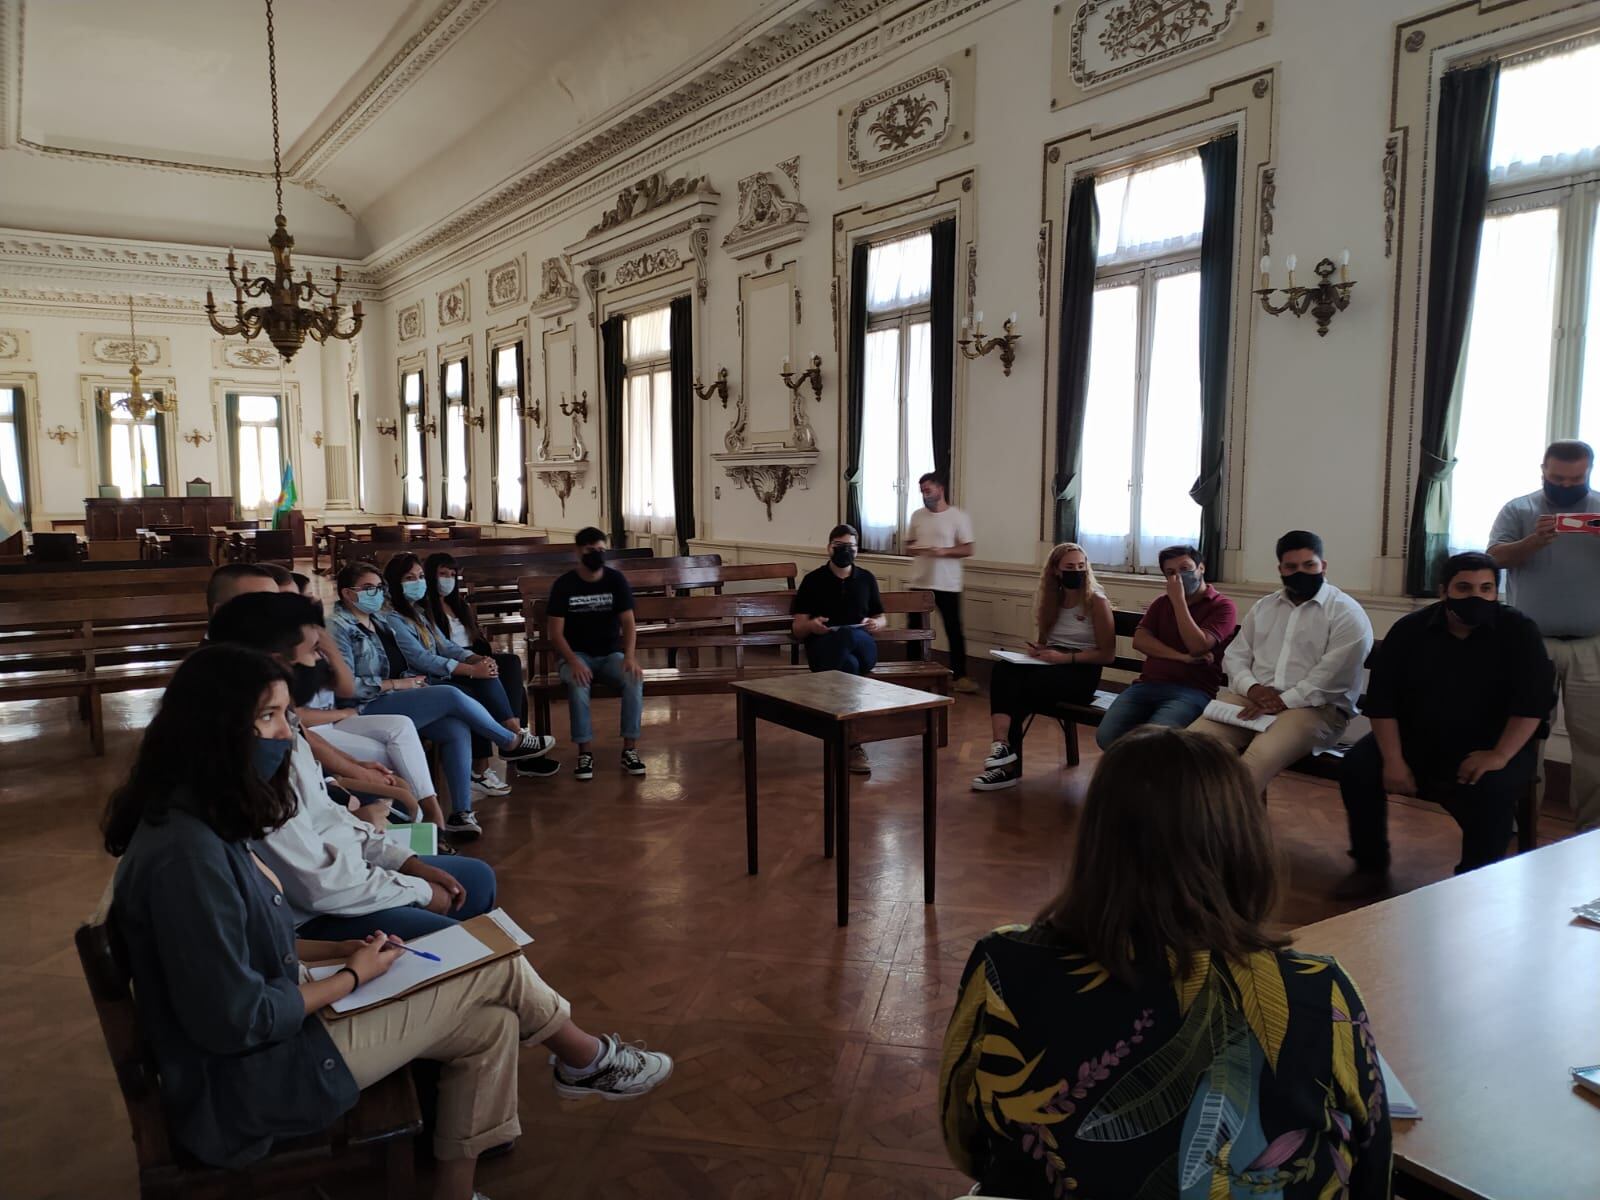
[111,807,358,1168]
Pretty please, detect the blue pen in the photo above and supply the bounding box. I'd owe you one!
[386,940,441,962]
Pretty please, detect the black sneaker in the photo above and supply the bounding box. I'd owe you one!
[444,810,483,841]
[971,766,1020,792]
[575,752,594,782]
[501,732,557,761]
[513,755,561,779]
[984,740,1018,769]
[620,749,646,776]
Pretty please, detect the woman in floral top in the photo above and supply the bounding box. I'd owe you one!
[940,727,1392,1199]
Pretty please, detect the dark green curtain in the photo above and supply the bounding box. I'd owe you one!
[929,218,957,498]
[6,385,31,529]
[1053,175,1100,543]
[1407,61,1500,594]
[151,408,172,496]
[514,345,529,523]
[843,239,870,532]
[668,296,697,553]
[601,315,627,546]
[223,393,242,518]
[1193,133,1237,580]
[437,361,451,519]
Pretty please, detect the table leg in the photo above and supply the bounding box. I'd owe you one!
[923,709,937,905]
[822,737,836,859]
[834,727,851,927]
[741,695,759,875]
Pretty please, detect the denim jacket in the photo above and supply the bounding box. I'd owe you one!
[328,604,412,705]
[386,608,472,681]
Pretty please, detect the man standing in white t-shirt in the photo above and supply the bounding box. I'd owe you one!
[907,472,978,693]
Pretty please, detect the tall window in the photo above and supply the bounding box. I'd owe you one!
[441,356,470,520]
[0,386,28,528]
[231,393,283,512]
[97,392,167,498]
[353,391,367,512]
[401,368,425,516]
[1076,150,1206,572]
[859,230,934,554]
[621,306,675,536]
[492,344,525,523]
[1449,38,1600,553]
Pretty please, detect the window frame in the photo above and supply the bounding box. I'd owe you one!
[226,390,287,514]
[94,386,172,499]
[399,365,428,517]
[489,339,527,524]
[619,304,677,537]
[0,377,36,531]
[439,351,473,521]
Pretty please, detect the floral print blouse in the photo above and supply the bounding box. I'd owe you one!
[939,925,1392,1200]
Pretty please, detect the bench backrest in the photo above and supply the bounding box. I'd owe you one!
[364,535,550,567]
[0,594,210,674]
[0,564,214,601]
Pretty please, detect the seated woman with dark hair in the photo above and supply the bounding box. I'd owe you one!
[423,551,529,734]
[105,644,672,1196]
[941,727,1392,1199]
[328,562,555,842]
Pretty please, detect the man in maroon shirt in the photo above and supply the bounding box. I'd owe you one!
[1095,545,1239,748]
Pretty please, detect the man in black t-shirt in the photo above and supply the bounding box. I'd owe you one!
[792,523,885,774]
[547,527,645,782]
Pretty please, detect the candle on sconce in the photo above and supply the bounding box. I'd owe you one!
[975,310,984,332]
[962,317,971,333]
[781,356,790,373]
[1285,254,1297,286]
[1259,256,1271,288]
[1340,248,1351,283]
[809,350,817,364]
[1007,312,1017,327]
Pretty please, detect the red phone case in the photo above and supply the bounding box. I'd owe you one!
[1554,514,1600,535]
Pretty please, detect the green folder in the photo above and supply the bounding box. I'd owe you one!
[384,822,438,857]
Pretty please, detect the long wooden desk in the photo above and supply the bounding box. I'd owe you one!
[1294,831,1600,1200]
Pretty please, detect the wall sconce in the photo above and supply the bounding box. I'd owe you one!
[958,312,1020,377]
[466,407,487,431]
[375,418,399,439]
[44,425,79,445]
[415,412,438,436]
[1255,252,1355,337]
[780,354,823,404]
[519,396,542,426]
[693,366,731,407]
[181,428,214,447]
[559,390,589,422]
[310,430,324,449]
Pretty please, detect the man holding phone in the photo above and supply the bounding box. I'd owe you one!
[792,523,885,773]
[1489,439,1600,831]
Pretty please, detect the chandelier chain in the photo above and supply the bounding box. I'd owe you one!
[266,0,283,220]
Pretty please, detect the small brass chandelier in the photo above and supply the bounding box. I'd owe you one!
[100,296,178,422]
[206,0,363,362]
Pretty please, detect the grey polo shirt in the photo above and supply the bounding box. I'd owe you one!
[1488,487,1600,638]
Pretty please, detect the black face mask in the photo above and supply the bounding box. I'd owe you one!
[580,549,606,571]
[289,659,334,706]
[830,544,856,568]
[1445,595,1498,628]
[1283,571,1325,600]
[1059,569,1087,590]
[1543,479,1590,508]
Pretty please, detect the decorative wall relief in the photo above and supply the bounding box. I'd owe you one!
[486,255,525,312]
[613,249,682,287]
[1259,166,1276,257]
[838,50,974,188]
[531,256,579,319]
[1052,0,1272,108]
[721,459,814,521]
[586,171,718,236]
[1382,136,1400,259]
[212,340,283,370]
[0,330,30,361]
[397,301,424,342]
[81,332,167,368]
[437,282,469,328]
[722,165,810,260]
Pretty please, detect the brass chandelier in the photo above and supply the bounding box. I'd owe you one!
[100,296,178,422]
[206,0,363,362]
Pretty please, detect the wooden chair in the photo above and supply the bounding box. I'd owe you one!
[29,531,82,563]
[223,520,259,531]
[142,485,167,498]
[165,534,215,563]
[371,525,408,545]
[184,478,212,497]
[249,529,294,566]
[87,539,146,563]
[75,920,422,1200]
[98,484,122,498]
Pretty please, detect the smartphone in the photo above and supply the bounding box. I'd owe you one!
[1572,1065,1600,1097]
[1554,514,1600,535]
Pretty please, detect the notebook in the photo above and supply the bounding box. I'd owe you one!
[1378,1053,1420,1118]
[991,649,1050,666]
[1201,699,1278,733]
[384,822,438,857]
[308,912,522,1017]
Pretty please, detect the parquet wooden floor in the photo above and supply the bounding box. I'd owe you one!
[0,658,1572,1199]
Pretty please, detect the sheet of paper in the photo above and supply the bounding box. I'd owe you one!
[1378,1052,1420,1118]
[1573,897,1600,926]
[990,649,1050,666]
[309,923,492,1014]
[485,907,535,946]
[385,822,437,857]
[1089,691,1116,711]
[1201,699,1278,733]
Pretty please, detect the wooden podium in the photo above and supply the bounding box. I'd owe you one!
[85,495,234,539]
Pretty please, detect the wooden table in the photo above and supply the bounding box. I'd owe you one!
[1294,831,1600,1200]
[731,671,953,926]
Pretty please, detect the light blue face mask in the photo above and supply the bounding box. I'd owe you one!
[353,586,386,615]
[401,579,428,603]
[437,577,457,597]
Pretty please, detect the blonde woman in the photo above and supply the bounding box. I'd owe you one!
[973,543,1115,791]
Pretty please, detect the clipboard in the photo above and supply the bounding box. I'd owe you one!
[310,912,523,1019]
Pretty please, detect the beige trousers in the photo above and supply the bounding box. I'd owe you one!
[322,954,570,1161]
[1187,689,1349,795]
[1542,635,1600,833]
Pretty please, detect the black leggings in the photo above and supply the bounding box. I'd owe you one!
[989,660,1101,766]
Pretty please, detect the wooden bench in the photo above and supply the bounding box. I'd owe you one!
[0,594,210,753]
[76,920,422,1200]
[521,589,952,745]
[336,531,547,574]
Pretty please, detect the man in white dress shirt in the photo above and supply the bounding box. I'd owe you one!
[1188,530,1374,794]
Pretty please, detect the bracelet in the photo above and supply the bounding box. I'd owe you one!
[336,965,361,992]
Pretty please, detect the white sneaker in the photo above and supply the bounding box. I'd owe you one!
[502,731,556,761]
[552,1034,674,1101]
[471,768,511,798]
[984,741,1017,769]
[848,745,871,775]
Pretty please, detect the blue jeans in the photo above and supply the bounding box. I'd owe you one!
[560,651,643,745]
[804,626,878,675]
[443,673,517,759]
[1095,682,1212,750]
[296,854,497,940]
[361,686,516,814]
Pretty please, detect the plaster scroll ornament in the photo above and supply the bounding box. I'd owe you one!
[722,171,810,251]
[535,256,578,304]
[614,249,681,287]
[487,258,525,309]
[586,172,718,237]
